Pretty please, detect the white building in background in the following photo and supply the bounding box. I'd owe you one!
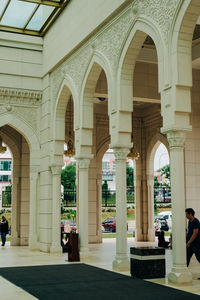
[0,146,12,209]
[102,149,133,190]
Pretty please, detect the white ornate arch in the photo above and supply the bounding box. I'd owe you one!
[117,17,167,112]
[54,75,79,139]
[96,136,110,162]
[0,114,40,168]
[146,133,169,177]
[80,51,113,120]
[171,0,200,87]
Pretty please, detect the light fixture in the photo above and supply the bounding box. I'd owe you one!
[64,96,75,157]
[0,136,7,154]
[127,143,140,160]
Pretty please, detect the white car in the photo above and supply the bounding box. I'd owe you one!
[157,211,172,228]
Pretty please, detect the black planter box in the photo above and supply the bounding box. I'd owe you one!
[130,247,165,279]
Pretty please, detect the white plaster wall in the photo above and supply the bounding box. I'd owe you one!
[0,32,43,90]
[185,69,200,218]
[43,0,126,73]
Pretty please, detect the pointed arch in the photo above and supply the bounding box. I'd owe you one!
[0,114,40,166]
[171,0,200,86]
[80,52,113,129]
[146,133,169,177]
[117,17,167,112]
[54,75,78,141]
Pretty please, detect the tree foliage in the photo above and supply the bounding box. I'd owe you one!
[61,163,76,190]
[126,164,134,188]
[160,164,170,180]
[154,176,159,188]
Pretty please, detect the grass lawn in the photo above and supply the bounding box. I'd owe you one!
[103,233,134,238]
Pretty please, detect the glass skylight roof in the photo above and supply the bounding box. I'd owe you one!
[0,0,71,36]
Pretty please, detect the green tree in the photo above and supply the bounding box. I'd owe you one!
[102,180,110,207]
[154,176,159,188]
[126,164,134,188]
[2,185,12,207]
[61,163,76,189]
[61,163,76,205]
[160,164,170,180]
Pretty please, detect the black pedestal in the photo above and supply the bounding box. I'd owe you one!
[130,247,165,279]
[68,233,80,262]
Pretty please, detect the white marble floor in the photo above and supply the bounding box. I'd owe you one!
[0,238,200,299]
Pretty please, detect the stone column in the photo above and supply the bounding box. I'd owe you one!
[112,148,129,271]
[96,174,103,243]
[11,173,20,246]
[29,171,39,250]
[135,173,144,242]
[77,158,90,258]
[147,174,155,242]
[50,165,62,254]
[167,131,192,283]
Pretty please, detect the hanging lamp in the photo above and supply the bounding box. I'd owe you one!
[127,142,140,160]
[0,136,7,154]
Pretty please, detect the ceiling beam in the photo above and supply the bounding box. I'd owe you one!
[19,0,62,7]
[94,93,160,103]
[0,25,40,36]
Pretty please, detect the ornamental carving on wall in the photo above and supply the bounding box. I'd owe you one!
[0,88,42,106]
[133,0,179,41]
[51,0,180,103]
[0,88,41,134]
[52,45,92,102]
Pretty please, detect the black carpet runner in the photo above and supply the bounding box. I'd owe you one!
[0,264,199,300]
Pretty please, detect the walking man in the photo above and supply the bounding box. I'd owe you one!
[0,216,9,246]
[185,208,200,267]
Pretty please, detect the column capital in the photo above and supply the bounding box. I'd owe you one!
[166,131,186,149]
[30,172,38,181]
[77,158,91,169]
[113,148,129,161]
[50,164,62,175]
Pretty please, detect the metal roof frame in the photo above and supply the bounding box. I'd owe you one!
[0,0,70,36]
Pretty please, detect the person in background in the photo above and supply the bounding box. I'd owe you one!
[0,216,9,246]
[185,208,200,267]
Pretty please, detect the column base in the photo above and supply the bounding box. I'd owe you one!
[168,266,192,284]
[112,255,130,272]
[50,244,62,255]
[10,236,20,246]
[135,229,144,242]
[80,247,89,259]
[147,228,156,242]
[29,236,39,251]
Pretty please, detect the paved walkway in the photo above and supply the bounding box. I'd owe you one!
[0,239,199,299]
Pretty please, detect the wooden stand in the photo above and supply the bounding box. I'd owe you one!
[68,233,80,261]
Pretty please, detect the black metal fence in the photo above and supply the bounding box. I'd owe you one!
[154,186,171,203]
[2,190,11,208]
[1,186,171,209]
[62,186,171,207]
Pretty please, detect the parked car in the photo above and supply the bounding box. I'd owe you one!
[154,216,169,232]
[157,211,172,228]
[102,218,128,232]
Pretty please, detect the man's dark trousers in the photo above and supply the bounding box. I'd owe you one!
[187,244,200,266]
[1,232,7,246]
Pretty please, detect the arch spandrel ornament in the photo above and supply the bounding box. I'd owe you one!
[52,45,92,103]
[51,0,181,108]
[133,0,180,42]
[0,88,42,136]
